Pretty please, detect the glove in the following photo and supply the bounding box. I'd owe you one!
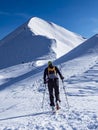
[61,76,64,80]
[44,80,47,84]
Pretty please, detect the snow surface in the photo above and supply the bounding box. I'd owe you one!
[28,17,85,59]
[0,31,98,130]
[0,17,85,69]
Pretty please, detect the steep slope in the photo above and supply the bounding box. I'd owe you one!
[28,17,86,58]
[0,17,85,69]
[55,34,98,65]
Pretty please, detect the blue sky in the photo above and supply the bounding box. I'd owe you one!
[0,0,98,40]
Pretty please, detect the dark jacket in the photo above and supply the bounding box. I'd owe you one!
[43,65,63,82]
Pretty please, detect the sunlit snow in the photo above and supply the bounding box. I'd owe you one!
[0,17,98,130]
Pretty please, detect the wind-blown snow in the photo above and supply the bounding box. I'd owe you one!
[0,17,85,69]
[0,33,98,129]
[28,17,85,58]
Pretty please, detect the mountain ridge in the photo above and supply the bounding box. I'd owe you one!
[55,34,98,65]
[0,17,85,69]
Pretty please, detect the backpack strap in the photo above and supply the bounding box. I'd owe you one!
[48,67,56,77]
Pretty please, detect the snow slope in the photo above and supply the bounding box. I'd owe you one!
[0,17,85,69]
[28,17,85,58]
[55,34,98,65]
[0,34,98,129]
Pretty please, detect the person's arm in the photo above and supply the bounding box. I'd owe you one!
[43,68,48,83]
[55,66,64,80]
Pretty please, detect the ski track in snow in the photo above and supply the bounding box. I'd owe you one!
[0,108,98,130]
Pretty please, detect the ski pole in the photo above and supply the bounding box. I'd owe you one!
[41,84,46,109]
[62,80,70,110]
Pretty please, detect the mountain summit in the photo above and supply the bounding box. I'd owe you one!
[0,17,85,69]
[28,17,86,58]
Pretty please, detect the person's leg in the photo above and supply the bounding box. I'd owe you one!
[54,79,61,110]
[54,79,60,103]
[48,80,55,106]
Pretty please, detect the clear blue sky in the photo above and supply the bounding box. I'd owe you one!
[0,0,98,40]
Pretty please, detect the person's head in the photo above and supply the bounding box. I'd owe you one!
[48,61,53,67]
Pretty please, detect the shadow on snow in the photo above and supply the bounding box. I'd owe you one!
[0,65,45,91]
[0,111,51,121]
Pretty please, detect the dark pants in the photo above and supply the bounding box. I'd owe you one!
[48,78,60,106]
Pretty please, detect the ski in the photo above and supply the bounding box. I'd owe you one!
[51,101,61,115]
[51,106,61,115]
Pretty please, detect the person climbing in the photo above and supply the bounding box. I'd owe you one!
[43,61,64,111]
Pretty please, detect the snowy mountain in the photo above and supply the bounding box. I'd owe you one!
[55,34,98,65]
[0,32,98,129]
[0,17,85,69]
